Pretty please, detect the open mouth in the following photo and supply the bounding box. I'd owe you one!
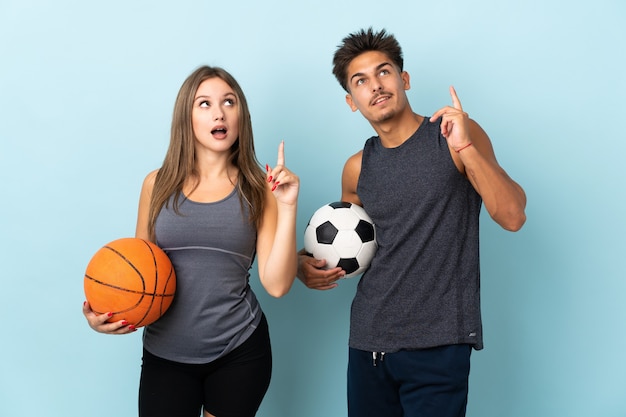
[371,94,390,106]
[211,127,227,135]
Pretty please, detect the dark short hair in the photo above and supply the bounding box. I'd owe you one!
[332,27,404,92]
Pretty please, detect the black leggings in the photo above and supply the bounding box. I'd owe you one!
[139,315,272,417]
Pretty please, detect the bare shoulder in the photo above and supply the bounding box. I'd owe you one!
[137,169,160,203]
[145,169,159,182]
[341,150,363,204]
[343,150,363,172]
[142,169,159,189]
[135,169,160,241]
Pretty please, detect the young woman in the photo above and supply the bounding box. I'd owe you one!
[83,66,300,417]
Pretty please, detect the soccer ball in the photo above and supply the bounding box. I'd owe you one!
[304,201,377,278]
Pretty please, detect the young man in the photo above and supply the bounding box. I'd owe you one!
[298,28,527,417]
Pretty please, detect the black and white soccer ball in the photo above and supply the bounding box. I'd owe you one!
[303,201,377,278]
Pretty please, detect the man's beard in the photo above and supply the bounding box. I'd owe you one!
[374,108,397,123]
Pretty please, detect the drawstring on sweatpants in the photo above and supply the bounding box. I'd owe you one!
[372,352,385,366]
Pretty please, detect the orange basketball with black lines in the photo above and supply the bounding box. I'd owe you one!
[84,237,176,328]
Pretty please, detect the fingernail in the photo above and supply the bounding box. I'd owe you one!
[107,312,113,317]
[129,325,136,331]
[271,181,279,191]
[121,320,129,326]
[267,175,273,183]
[265,164,269,172]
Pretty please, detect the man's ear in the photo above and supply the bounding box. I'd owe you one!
[346,93,358,112]
[402,70,411,91]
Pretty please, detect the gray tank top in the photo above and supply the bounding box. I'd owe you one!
[143,187,262,364]
[351,116,483,352]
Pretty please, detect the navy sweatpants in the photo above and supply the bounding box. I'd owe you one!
[347,344,471,417]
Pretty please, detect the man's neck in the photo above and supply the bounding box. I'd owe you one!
[372,111,424,148]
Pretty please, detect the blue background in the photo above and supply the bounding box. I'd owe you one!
[1,0,625,416]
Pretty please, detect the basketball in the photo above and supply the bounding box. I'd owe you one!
[304,201,378,278]
[84,237,176,328]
